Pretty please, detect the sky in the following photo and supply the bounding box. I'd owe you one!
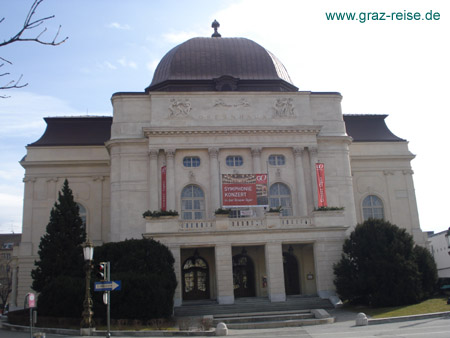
[0,0,449,234]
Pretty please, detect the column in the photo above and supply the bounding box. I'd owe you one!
[215,244,234,304]
[265,242,286,302]
[169,245,182,306]
[309,147,319,209]
[148,149,159,210]
[251,147,262,173]
[209,148,220,213]
[251,148,263,217]
[293,147,308,216]
[165,149,176,210]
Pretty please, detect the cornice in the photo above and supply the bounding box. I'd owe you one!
[20,160,110,168]
[317,135,353,145]
[350,154,415,161]
[143,125,322,137]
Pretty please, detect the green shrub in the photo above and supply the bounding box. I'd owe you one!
[414,245,438,299]
[334,219,425,307]
[92,238,177,320]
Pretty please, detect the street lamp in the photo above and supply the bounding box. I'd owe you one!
[81,239,94,329]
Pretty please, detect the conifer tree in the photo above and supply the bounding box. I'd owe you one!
[31,179,86,294]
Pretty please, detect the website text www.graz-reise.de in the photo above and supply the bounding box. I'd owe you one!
[325,10,440,23]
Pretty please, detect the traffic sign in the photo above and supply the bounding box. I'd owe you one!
[94,280,122,292]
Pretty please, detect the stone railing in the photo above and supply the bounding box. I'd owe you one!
[146,214,320,234]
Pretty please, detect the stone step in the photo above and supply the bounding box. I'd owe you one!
[213,312,315,324]
[223,317,334,329]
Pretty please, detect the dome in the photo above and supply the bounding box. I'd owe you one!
[146,37,298,92]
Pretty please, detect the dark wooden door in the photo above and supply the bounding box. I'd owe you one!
[283,252,300,295]
[182,256,209,300]
[233,254,255,297]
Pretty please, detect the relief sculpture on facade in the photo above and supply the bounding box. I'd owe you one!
[273,98,295,117]
[169,99,192,118]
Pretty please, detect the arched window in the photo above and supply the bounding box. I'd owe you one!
[181,185,205,220]
[77,203,87,228]
[269,183,292,216]
[362,195,384,220]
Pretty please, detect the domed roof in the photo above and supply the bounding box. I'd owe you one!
[146,37,298,92]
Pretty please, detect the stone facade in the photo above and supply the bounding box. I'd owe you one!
[16,35,427,308]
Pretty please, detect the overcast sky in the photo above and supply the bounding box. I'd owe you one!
[1,0,449,234]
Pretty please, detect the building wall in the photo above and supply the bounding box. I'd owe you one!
[16,90,426,306]
[349,142,426,246]
[17,146,110,302]
[429,231,450,278]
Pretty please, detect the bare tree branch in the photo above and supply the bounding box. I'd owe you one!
[0,0,68,48]
[0,0,67,96]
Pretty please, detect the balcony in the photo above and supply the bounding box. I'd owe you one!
[146,210,345,234]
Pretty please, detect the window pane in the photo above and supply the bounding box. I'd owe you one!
[268,156,276,165]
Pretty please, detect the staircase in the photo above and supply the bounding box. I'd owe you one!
[174,295,333,317]
[213,310,333,329]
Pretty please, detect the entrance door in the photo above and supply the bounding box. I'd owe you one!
[182,254,209,300]
[233,253,255,297]
[283,252,300,295]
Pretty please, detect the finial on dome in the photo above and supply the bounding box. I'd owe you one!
[211,20,221,37]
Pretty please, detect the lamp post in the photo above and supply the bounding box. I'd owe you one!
[81,239,94,330]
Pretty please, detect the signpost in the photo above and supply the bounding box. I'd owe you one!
[94,280,122,292]
[94,262,121,338]
[24,293,36,338]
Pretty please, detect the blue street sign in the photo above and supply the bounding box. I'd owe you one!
[94,280,122,292]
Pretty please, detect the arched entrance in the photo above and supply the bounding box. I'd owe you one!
[283,249,300,295]
[182,251,209,300]
[233,250,255,298]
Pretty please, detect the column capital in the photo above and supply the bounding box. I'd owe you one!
[293,147,305,157]
[308,147,318,156]
[165,149,176,159]
[148,149,159,159]
[251,147,262,157]
[208,147,219,159]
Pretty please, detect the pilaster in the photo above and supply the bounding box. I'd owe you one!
[265,242,286,302]
[215,244,234,304]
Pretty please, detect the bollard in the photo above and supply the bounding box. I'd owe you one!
[33,333,46,338]
[215,322,228,336]
[355,312,368,326]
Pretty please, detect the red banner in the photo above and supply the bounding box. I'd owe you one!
[161,166,167,211]
[315,163,327,207]
[222,174,268,207]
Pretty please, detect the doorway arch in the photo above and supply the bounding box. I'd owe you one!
[182,251,209,300]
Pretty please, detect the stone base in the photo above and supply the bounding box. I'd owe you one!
[218,295,234,305]
[269,293,286,302]
[80,327,95,336]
